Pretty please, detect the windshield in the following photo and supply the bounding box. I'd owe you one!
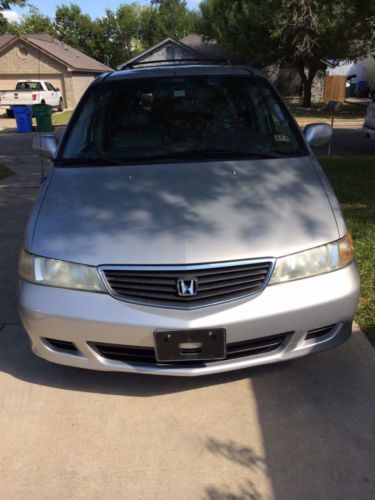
[60,75,306,163]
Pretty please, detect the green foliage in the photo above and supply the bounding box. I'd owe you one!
[99,3,146,66]
[8,7,56,36]
[157,0,198,40]
[0,12,10,35]
[1,0,26,34]
[54,4,104,62]
[199,0,273,62]
[0,0,25,9]
[3,1,199,68]
[200,0,375,106]
[319,156,375,344]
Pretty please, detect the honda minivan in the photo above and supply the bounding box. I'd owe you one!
[19,64,360,376]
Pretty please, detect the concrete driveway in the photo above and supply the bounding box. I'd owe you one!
[1,132,375,499]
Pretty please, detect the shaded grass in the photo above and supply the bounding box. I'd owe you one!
[0,164,15,180]
[293,102,366,120]
[319,156,375,344]
[52,110,73,126]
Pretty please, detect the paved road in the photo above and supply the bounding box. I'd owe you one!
[315,127,374,156]
[0,132,375,499]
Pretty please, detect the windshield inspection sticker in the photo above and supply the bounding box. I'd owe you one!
[274,134,290,142]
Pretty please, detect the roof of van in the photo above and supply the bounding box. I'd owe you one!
[106,64,262,81]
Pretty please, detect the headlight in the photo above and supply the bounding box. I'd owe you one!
[270,234,354,285]
[19,249,107,292]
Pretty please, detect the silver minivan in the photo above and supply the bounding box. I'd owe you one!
[19,64,360,376]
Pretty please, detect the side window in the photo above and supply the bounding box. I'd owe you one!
[30,82,42,90]
[16,82,25,90]
[45,83,55,91]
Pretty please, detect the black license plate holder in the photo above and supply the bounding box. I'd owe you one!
[154,328,226,363]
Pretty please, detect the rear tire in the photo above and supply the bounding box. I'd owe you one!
[6,109,14,118]
[58,98,64,112]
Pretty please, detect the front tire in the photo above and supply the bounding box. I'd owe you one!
[58,98,64,112]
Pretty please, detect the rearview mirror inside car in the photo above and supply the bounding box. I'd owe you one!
[303,123,332,148]
[32,134,58,159]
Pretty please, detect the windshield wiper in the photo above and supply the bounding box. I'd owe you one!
[128,149,283,162]
[54,157,127,166]
[55,150,285,167]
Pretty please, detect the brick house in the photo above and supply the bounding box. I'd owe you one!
[0,33,112,108]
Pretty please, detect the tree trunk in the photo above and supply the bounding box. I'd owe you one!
[296,62,318,108]
[302,79,313,107]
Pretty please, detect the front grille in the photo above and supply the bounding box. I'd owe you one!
[101,260,273,308]
[44,338,79,354]
[305,324,336,340]
[93,332,289,365]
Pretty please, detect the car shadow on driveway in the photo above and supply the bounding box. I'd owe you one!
[202,329,375,499]
[2,323,375,498]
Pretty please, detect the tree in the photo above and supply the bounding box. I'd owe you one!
[1,1,200,69]
[157,0,198,39]
[0,0,25,34]
[8,6,56,36]
[0,0,25,9]
[200,0,375,106]
[54,4,104,61]
[98,4,145,68]
[0,12,9,35]
[145,0,198,41]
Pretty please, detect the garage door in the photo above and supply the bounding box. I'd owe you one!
[0,77,18,92]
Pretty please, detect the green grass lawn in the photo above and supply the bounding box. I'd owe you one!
[0,164,15,180]
[292,102,366,121]
[52,109,73,126]
[319,156,375,344]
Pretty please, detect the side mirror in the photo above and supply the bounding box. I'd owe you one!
[33,134,58,159]
[55,87,60,91]
[303,123,332,148]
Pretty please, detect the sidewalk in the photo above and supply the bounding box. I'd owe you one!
[297,117,364,128]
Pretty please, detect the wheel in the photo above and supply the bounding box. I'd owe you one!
[58,98,64,112]
[6,109,14,118]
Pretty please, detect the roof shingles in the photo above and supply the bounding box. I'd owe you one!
[0,33,111,73]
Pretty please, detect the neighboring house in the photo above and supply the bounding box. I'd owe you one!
[117,34,325,104]
[327,55,375,92]
[0,33,112,108]
[118,34,229,69]
[359,54,375,90]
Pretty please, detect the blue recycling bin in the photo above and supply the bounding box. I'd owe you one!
[13,106,33,133]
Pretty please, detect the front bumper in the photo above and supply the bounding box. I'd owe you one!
[19,263,360,376]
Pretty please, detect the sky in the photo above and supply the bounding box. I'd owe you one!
[6,0,201,21]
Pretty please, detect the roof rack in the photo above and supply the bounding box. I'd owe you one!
[123,58,232,69]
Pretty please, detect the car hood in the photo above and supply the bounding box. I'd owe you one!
[31,158,339,266]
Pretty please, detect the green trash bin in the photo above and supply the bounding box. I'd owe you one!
[32,104,53,132]
[348,82,356,98]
